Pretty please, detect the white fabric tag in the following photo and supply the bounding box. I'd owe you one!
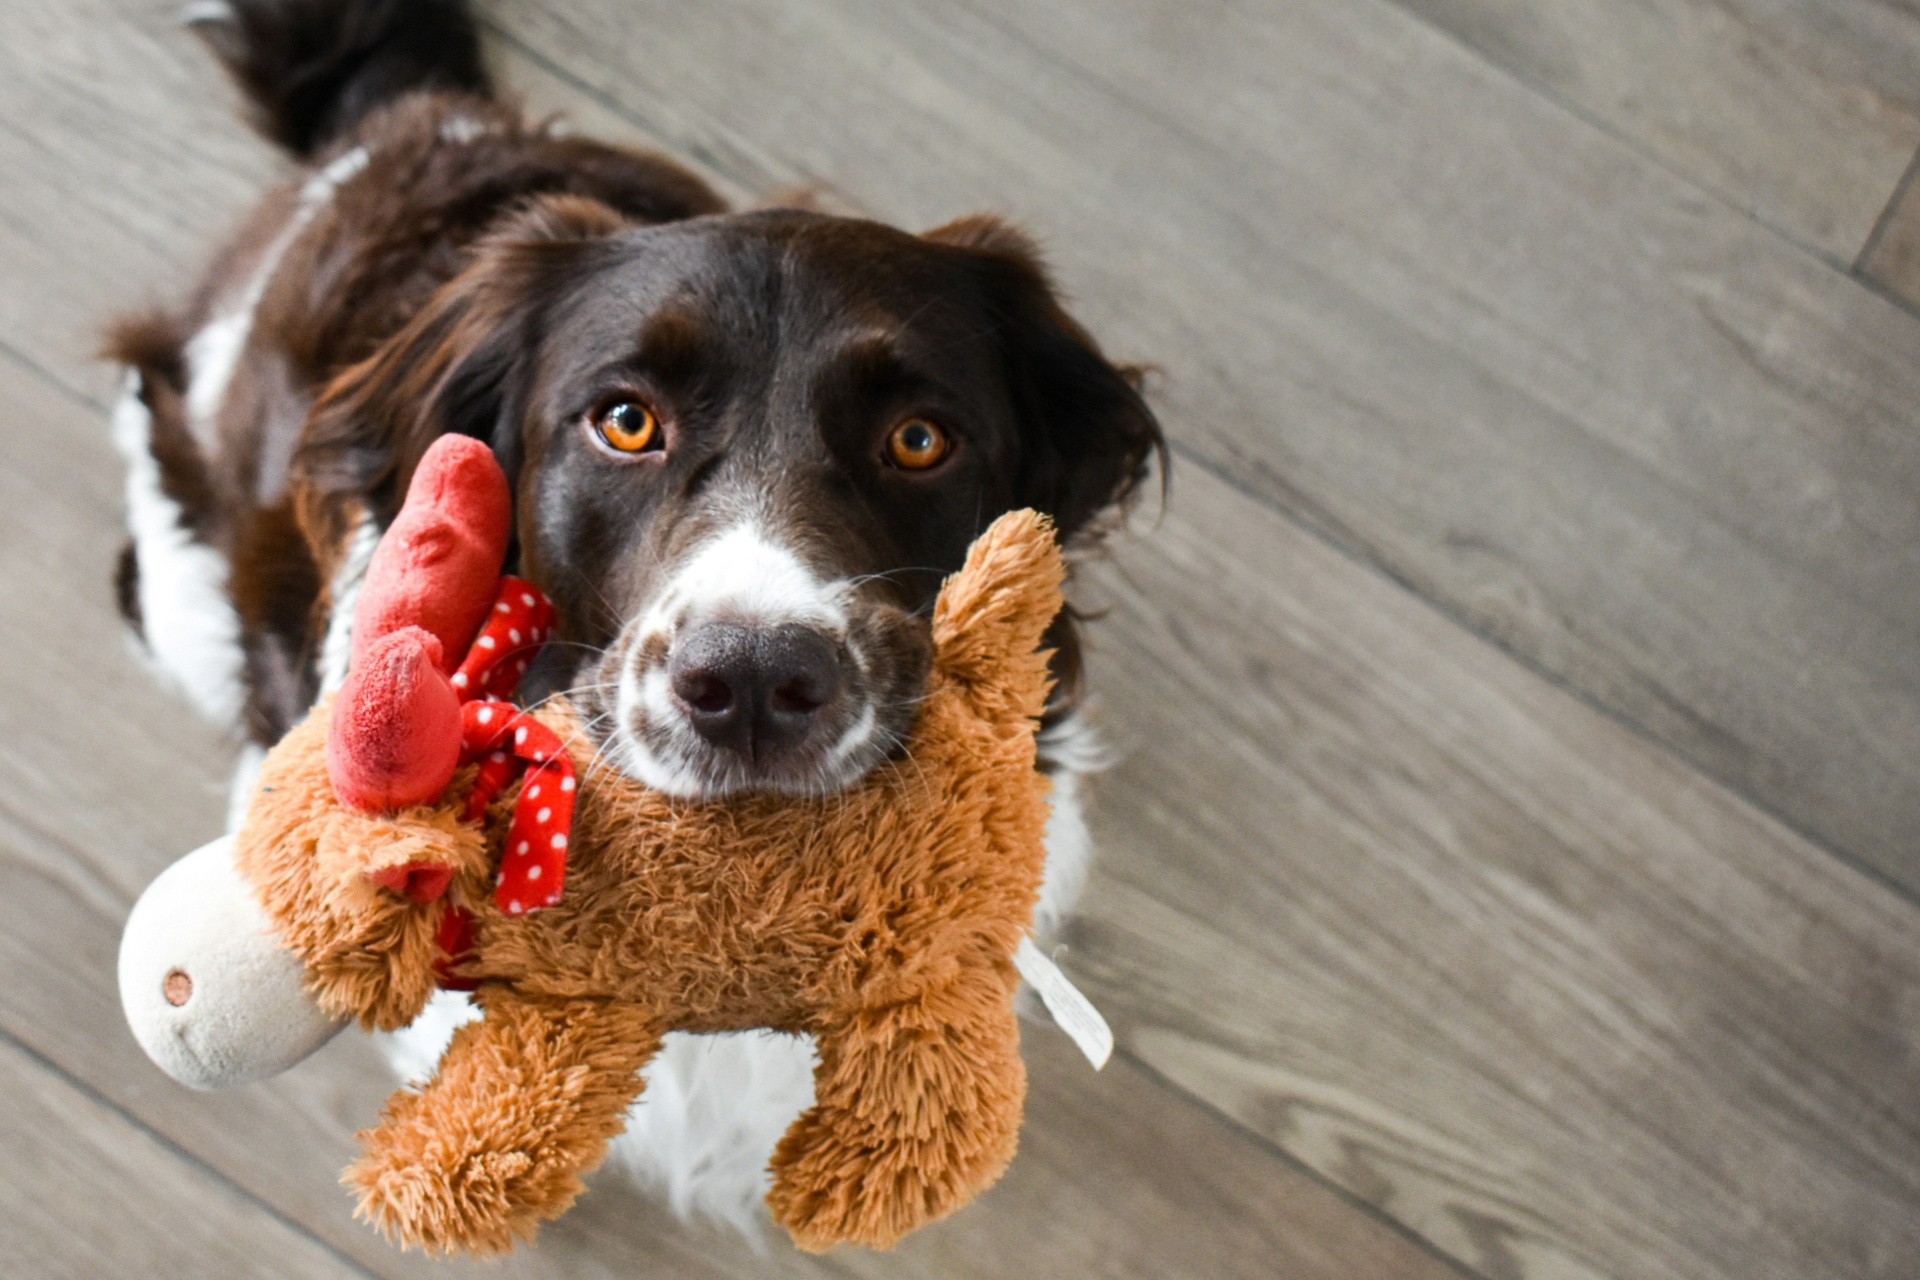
[1014,937,1113,1069]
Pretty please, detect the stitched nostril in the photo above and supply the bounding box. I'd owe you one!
[163,968,193,1007]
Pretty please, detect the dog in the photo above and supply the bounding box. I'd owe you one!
[109,0,1162,1232]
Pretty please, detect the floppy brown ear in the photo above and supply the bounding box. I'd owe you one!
[921,214,1165,541]
[294,194,630,560]
[922,215,1165,724]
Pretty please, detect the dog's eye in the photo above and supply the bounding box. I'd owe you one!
[885,418,949,471]
[593,401,661,454]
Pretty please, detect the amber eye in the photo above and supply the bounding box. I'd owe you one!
[886,418,950,470]
[593,401,661,453]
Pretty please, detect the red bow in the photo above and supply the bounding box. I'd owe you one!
[425,575,572,991]
[446,576,575,916]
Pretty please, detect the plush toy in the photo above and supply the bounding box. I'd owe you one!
[118,434,1096,1255]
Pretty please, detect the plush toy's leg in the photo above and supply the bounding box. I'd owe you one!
[346,992,660,1255]
[768,973,1025,1250]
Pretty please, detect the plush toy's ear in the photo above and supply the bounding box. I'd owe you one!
[294,194,630,557]
[931,509,1064,716]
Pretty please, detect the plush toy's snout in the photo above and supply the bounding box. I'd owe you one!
[118,835,345,1089]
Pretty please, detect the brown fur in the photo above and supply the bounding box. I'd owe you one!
[233,510,1063,1253]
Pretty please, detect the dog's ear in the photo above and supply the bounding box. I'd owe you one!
[295,195,629,557]
[921,215,1166,541]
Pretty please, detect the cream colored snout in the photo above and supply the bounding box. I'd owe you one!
[118,835,345,1089]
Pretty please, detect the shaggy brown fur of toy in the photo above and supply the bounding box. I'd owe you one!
[233,509,1064,1254]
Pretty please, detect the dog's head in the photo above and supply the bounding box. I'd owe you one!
[301,196,1161,798]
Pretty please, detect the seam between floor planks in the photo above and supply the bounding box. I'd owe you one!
[958,0,1900,278]
[1855,143,1920,273]
[1855,138,1920,315]
[1372,0,1920,266]
[1114,1039,1486,1280]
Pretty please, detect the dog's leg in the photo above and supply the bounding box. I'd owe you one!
[348,993,662,1255]
[110,370,247,730]
[607,1028,817,1231]
[769,972,1025,1251]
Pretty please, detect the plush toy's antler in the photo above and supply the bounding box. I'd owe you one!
[348,437,513,675]
[322,433,573,921]
[327,436,512,811]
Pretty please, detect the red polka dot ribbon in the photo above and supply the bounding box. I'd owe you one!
[445,575,574,918]
[458,700,575,916]
[365,575,571,987]
[450,576,555,701]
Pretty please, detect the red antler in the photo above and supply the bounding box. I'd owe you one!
[322,435,571,919]
[327,436,511,812]
[350,435,512,676]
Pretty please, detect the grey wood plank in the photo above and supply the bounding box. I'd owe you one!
[841,1031,1463,1280]
[0,0,280,407]
[1064,462,1920,1280]
[490,38,753,211]
[1388,0,1920,261]
[487,0,1920,897]
[0,1034,369,1280]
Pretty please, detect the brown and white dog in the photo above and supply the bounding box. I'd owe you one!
[110,0,1161,1230]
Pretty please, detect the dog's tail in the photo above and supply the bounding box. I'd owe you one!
[184,0,490,158]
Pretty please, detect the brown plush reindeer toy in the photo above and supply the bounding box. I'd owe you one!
[130,435,1069,1255]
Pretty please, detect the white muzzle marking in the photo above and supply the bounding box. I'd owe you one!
[611,518,876,797]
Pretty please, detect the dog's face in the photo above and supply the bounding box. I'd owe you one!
[303,201,1159,798]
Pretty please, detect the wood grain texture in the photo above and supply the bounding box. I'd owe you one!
[485,0,1920,896]
[0,12,1447,1277]
[0,0,278,405]
[1065,463,1920,1280]
[0,1034,367,1280]
[1390,0,1920,260]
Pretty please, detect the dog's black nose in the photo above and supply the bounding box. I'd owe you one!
[668,623,842,761]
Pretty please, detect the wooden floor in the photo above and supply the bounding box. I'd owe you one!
[3,1,1919,1276]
